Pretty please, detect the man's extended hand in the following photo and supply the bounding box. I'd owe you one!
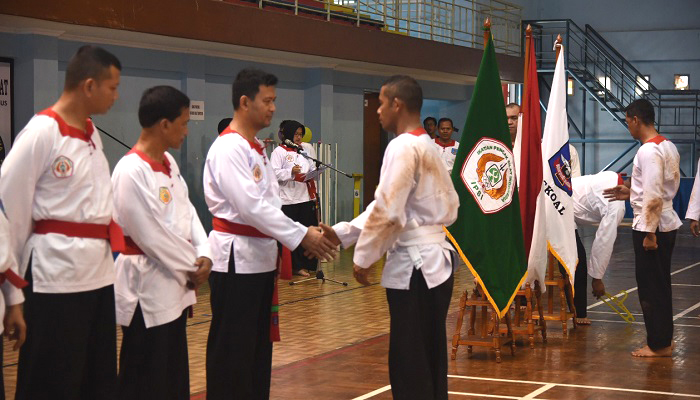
[691,220,700,237]
[319,223,341,246]
[353,264,371,286]
[592,278,606,299]
[643,233,658,251]
[292,165,301,175]
[300,226,337,261]
[3,304,26,351]
[187,256,213,290]
[603,185,630,201]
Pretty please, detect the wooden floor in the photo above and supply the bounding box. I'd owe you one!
[3,224,700,399]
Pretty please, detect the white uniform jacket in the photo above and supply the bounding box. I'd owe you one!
[270,145,316,205]
[334,129,460,290]
[112,150,211,328]
[0,109,114,293]
[203,129,307,274]
[686,162,700,221]
[434,138,460,174]
[0,207,25,334]
[572,171,626,279]
[630,136,682,233]
[569,144,581,179]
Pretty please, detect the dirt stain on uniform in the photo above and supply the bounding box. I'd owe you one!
[644,197,662,228]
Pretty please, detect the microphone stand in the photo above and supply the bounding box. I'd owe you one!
[287,143,349,287]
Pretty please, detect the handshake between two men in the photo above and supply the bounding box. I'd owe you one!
[299,223,372,286]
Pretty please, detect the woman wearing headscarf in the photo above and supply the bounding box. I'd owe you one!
[270,120,318,277]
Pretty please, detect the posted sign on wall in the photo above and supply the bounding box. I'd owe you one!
[0,58,13,169]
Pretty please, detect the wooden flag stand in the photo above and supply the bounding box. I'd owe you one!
[509,282,547,348]
[451,283,515,363]
[532,252,577,336]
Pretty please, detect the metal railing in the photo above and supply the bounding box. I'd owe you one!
[217,0,522,55]
[523,19,700,175]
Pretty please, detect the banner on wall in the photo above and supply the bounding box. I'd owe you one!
[0,58,13,169]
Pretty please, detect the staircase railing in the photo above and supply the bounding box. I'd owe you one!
[522,19,700,175]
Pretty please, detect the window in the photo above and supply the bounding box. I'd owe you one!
[636,75,650,97]
[674,74,689,90]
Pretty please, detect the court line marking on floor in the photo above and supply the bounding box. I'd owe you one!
[448,391,520,399]
[521,383,556,399]
[351,385,391,400]
[674,283,700,287]
[674,301,700,321]
[446,375,700,398]
[589,318,700,328]
[587,261,700,310]
[589,310,700,320]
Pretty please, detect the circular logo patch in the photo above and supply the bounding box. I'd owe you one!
[159,187,172,204]
[252,164,263,183]
[460,138,515,214]
[52,156,74,178]
[285,154,295,163]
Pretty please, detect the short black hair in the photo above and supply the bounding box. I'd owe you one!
[423,116,437,125]
[625,99,655,126]
[506,102,520,109]
[382,75,423,113]
[64,45,122,91]
[232,68,278,111]
[138,86,190,128]
[218,118,233,134]
[438,117,453,128]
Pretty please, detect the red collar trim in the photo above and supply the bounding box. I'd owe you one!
[38,108,95,145]
[646,135,668,145]
[434,138,456,148]
[128,148,171,177]
[404,127,428,137]
[280,145,297,152]
[220,127,264,155]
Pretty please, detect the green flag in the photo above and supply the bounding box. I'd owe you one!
[445,32,527,317]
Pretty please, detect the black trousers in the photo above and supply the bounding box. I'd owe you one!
[633,229,676,350]
[16,264,117,400]
[118,304,189,400]
[558,230,588,318]
[0,337,4,400]
[281,200,318,272]
[206,255,275,400]
[386,269,454,400]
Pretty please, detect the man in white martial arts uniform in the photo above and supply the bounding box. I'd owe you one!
[604,99,681,357]
[203,68,336,399]
[111,86,212,399]
[0,45,121,399]
[0,201,26,400]
[686,161,700,237]
[321,75,459,400]
[572,171,627,302]
[433,117,459,174]
[271,120,319,277]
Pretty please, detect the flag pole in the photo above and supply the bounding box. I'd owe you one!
[483,17,491,47]
[524,25,532,90]
[554,34,562,61]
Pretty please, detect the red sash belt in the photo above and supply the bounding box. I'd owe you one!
[212,216,293,342]
[121,236,145,255]
[0,269,28,289]
[212,217,270,238]
[34,219,110,239]
[34,219,126,253]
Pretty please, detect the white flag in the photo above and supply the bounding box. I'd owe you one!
[526,46,578,288]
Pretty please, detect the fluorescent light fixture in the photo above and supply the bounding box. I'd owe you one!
[567,77,574,95]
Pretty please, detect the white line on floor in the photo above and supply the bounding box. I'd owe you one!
[521,383,556,399]
[448,391,520,398]
[351,385,391,400]
[588,318,700,328]
[673,283,700,287]
[446,375,700,398]
[674,301,700,321]
[587,261,700,310]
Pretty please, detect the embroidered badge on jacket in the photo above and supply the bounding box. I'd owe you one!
[52,156,74,178]
[159,187,172,204]
[252,164,263,183]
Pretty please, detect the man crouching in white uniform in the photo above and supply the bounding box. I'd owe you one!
[322,75,459,400]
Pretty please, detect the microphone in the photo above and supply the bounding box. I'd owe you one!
[284,139,303,151]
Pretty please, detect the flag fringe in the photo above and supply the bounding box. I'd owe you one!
[445,226,528,319]
[546,241,576,297]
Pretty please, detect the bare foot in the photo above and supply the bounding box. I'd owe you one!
[631,345,673,357]
[575,317,591,325]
